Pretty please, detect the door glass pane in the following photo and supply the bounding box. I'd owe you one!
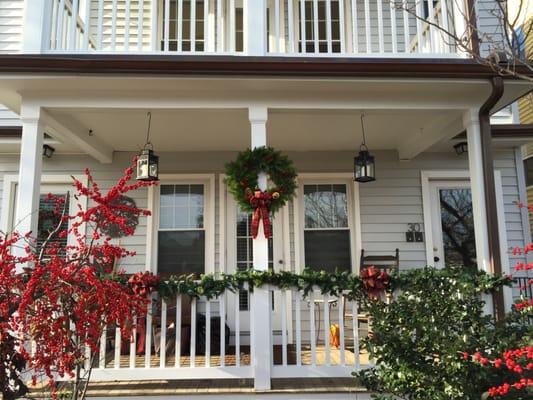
[439,188,477,270]
[304,184,347,228]
[304,230,351,272]
[236,208,273,310]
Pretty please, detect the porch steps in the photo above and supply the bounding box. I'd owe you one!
[30,378,370,399]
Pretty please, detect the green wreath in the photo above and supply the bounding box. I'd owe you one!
[225,146,297,215]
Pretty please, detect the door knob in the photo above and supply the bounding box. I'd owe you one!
[278,259,284,265]
[433,256,440,262]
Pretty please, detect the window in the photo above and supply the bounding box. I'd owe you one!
[524,157,533,187]
[303,184,351,272]
[157,184,205,276]
[37,193,70,257]
[298,0,341,53]
[161,0,206,51]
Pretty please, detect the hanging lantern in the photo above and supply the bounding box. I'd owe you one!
[354,114,376,183]
[136,112,159,181]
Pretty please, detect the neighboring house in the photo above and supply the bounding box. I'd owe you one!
[0,1,532,398]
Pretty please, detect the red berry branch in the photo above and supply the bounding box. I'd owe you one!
[0,159,159,399]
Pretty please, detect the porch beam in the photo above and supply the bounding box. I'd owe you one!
[248,105,272,391]
[41,110,114,164]
[398,116,463,160]
[13,104,45,265]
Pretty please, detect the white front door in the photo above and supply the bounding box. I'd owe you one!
[429,180,477,270]
[225,194,287,345]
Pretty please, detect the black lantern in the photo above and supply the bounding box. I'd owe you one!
[354,114,376,183]
[453,141,468,155]
[136,112,159,181]
[42,144,55,159]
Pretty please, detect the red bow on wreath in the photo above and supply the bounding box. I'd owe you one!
[360,266,390,299]
[248,190,273,239]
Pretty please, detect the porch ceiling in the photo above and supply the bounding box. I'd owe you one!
[44,107,462,153]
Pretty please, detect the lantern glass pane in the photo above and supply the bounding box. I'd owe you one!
[137,158,149,179]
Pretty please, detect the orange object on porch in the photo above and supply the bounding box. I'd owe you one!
[329,324,340,348]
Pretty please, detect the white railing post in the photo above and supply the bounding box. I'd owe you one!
[244,0,267,55]
[23,0,53,52]
[249,106,271,390]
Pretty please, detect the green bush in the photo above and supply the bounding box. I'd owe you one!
[354,267,531,400]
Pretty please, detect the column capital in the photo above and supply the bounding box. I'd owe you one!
[248,106,268,123]
[20,103,43,125]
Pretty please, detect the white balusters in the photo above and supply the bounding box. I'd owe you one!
[114,325,121,368]
[295,291,302,366]
[287,0,295,52]
[205,299,211,367]
[281,290,288,366]
[364,0,371,52]
[111,0,118,51]
[96,0,104,50]
[137,0,145,51]
[203,0,209,52]
[229,0,235,52]
[300,0,307,53]
[389,0,397,53]
[190,297,197,367]
[234,290,240,367]
[427,0,436,53]
[339,0,345,53]
[130,325,136,368]
[338,295,345,366]
[99,327,107,368]
[216,0,223,51]
[312,0,319,53]
[178,0,184,52]
[350,0,358,53]
[415,0,424,52]
[352,300,360,369]
[175,295,182,367]
[190,0,197,51]
[82,0,91,50]
[309,291,316,366]
[219,294,226,366]
[402,0,410,53]
[151,0,159,50]
[274,0,280,52]
[325,0,332,53]
[145,297,153,368]
[323,295,331,366]
[376,0,384,53]
[160,299,167,368]
[68,0,79,50]
[164,0,171,51]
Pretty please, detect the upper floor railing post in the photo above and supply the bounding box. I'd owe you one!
[244,0,267,55]
[23,0,53,53]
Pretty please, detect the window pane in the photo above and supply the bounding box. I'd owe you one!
[158,231,205,275]
[304,184,347,228]
[37,193,70,256]
[439,188,476,270]
[160,184,204,229]
[304,230,351,272]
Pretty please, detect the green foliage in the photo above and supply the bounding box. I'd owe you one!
[224,146,297,214]
[354,267,530,400]
[156,268,366,300]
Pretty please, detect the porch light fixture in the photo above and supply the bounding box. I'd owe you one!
[136,112,159,181]
[354,114,376,183]
[453,141,468,156]
[42,144,55,159]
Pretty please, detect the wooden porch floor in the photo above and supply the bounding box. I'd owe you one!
[102,345,369,368]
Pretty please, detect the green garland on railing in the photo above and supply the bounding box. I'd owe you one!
[156,269,368,301]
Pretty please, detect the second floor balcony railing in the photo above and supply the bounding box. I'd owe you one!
[38,0,468,57]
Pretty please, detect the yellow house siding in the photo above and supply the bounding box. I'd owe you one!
[518,17,533,124]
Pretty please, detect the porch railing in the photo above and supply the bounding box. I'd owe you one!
[88,285,369,385]
[34,0,468,57]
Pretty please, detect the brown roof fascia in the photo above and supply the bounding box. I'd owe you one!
[0,54,530,79]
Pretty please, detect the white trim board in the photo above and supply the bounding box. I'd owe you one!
[145,174,216,274]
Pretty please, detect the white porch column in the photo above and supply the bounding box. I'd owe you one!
[14,105,45,262]
[463,109,491,273]
[249,106,271,390]
[22,0,52,53]
[244,0,267,55]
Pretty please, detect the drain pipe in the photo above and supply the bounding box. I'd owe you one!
[479,75,505,320]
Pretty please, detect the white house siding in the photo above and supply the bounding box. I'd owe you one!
[0,0,23,53]
[475,0,506,57]
[0,148,527,274]
[0,0,23,126]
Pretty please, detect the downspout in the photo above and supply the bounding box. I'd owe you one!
[478,76,505,320]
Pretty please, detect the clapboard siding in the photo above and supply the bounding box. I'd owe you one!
[0,0,23,53]
[0,148,527,275]
[475,0,506,57]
